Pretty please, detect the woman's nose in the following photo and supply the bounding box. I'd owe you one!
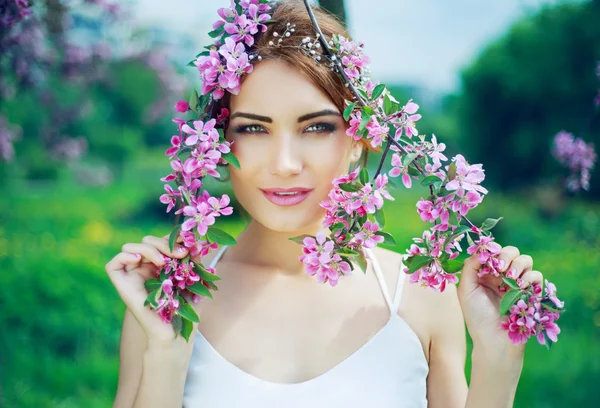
[269,134,303,177]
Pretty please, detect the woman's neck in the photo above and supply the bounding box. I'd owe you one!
[224,218,328,276]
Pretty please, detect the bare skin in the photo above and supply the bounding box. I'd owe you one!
[108,60,542,408]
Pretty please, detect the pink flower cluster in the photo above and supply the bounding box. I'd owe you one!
[153,257,218,324]
[500,280,563,346]
[404,231,462,292]
[466,236,504,277]
[299,231,351,287]
[320,168,394,231]
[1,0,32,28]
[552,130,596,192]
[194,1,271,99]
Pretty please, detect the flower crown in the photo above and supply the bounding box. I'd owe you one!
[149,0,564,347]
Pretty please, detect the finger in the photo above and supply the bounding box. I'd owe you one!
[498,245,520,273]
[142,235,188,259]
[520,270,543,287]
[105,252,142,276]
[457,253,483,299]
[122,243,166,267]
[512,254,534,278]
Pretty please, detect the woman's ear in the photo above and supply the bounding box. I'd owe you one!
[350,140,364,163]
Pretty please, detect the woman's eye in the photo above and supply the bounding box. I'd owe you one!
[234,124,265,134]
[306,123,336,134]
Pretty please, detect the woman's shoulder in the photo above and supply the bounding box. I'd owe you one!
[371,246,464,362]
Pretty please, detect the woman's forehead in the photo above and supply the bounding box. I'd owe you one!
[230,59,338,116]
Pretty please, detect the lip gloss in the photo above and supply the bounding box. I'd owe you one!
[261,190,313,206]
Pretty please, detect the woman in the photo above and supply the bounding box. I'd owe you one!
[106,1,542,407]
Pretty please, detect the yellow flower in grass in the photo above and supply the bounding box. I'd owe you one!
[81,220,113,245]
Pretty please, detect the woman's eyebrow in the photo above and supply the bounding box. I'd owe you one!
[229,109,341,123]
[298,109,341,122]
[229,112,272,122]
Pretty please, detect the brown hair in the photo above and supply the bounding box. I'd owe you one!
[214,0,376,166]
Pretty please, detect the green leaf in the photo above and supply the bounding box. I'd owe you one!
[383,94,394,116]
[375,230,396,246]
[402,152,418,167]
[143,289,160,308]
[168,224,182,253]
[178,302,200,323]
[386,177,397,188]
[374,207,385,228]
[447,162,457,180]
[193,263,222,282]
[222,152,241,169]
[543,330,553,350]
[187,60,196,67]
[336,248,360,257]
[449,211,460,226]
[407,165,421,177]
[343,102,356,121]
[144,278,162,291]
[206,227,237,246]
[359,167,369,185]
[466,232,476,247]
[189,89,199,113]
[195,50,210,58]
[187,282,213,299]
[371,84,386,100]
[481,217,503,231]
[502,277,520,290]
[289,234,312,244]
[208,26,224,38]
[338,182,360,193]
[441,259,463,273]
[355,251,368,273]
[181,317,193,342]
[541,300,563,313]
[406,255,433,274]
[172,315,182,338]
[359,111,371,130]
[421,175,442,187]
[499,289,521,316]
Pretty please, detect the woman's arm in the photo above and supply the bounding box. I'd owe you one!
[425,283,523,408]
[132,340,194,408]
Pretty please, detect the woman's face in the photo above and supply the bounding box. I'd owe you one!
[226,59,363,233]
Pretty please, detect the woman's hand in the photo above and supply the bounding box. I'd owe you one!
[105,234,193,346]
[457,245,543,358]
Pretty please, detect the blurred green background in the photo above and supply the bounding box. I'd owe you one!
[1,0,599,407]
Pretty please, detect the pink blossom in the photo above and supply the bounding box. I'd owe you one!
[365,116,389,148]
[354,220,384,248]
[182,119,218,146]
[445,154,488,194]
[159,184,181,213]
[173,261,200,290]
[416,198,439,223]
[450,189,482,217]
[544,280,564,308]
[346,111,362,140]
[467,236,502,264]
[429,135,447,165]
[208,194,234,217]
[182,202,216,236]
[165,135,182,157]
[388,152,414,188]
[174,100,190,113]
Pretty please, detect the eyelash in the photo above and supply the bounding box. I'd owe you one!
[233,122,337,135]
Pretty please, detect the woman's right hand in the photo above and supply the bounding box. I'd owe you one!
[105,234,194,346]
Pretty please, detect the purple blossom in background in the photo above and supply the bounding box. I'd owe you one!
[552,130,597,192]
[0,116,21,161]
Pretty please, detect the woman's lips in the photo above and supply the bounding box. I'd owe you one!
[260,188,314,207]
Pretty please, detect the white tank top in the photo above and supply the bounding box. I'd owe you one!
[183,246,429,407]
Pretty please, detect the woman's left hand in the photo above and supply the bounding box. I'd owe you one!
[457,245,543,358]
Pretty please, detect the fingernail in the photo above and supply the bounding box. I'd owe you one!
[177,246,187,253]
[134,253,141,258]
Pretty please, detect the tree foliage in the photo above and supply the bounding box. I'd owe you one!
[450,1,600,196]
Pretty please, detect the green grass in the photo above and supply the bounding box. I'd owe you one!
[0,149,598,407]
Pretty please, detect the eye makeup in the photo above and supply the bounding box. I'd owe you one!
[232,122,337,135]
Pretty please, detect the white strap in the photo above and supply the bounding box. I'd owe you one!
[390,254,407,315]
[365,248,394,314]
[209,245,228,269]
